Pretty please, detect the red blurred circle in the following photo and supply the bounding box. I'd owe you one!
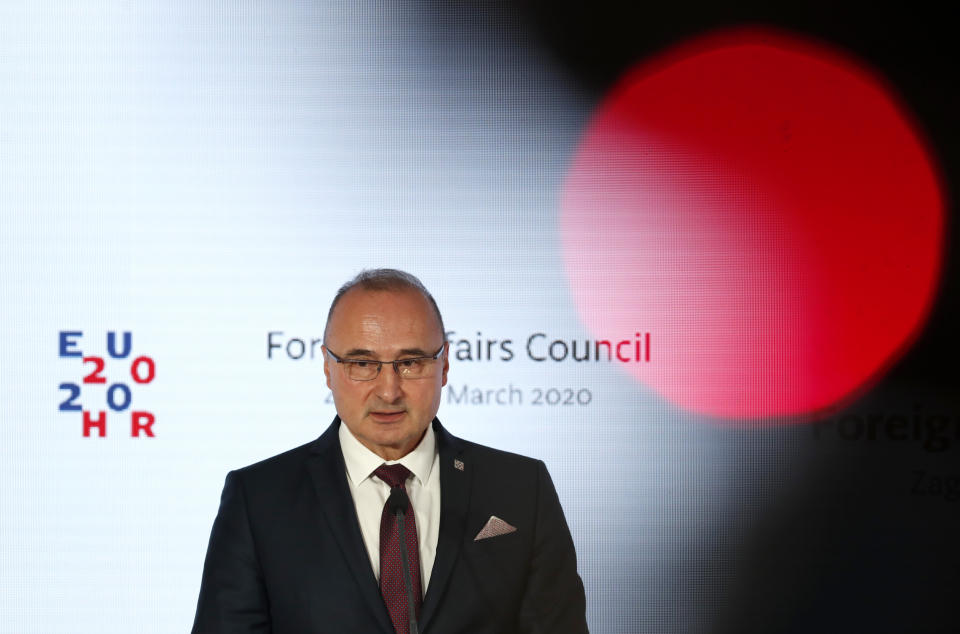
[561,28,944,420]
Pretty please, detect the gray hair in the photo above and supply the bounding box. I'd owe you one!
[323,268,446,341]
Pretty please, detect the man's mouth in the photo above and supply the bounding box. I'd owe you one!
[370,410,406,423]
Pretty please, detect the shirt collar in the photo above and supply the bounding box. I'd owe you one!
[339,419,437,487]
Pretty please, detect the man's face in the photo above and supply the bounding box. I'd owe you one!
[323,287,448,460]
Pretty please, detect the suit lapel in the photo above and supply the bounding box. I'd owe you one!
[419,418,472,632]
[304,417,394,633]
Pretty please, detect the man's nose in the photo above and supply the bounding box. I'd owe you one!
[375,362,404,402]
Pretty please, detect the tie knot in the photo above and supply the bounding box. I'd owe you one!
[374,463,412,489]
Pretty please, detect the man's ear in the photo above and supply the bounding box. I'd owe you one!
[440,341,449,387]
[322,346,333,389]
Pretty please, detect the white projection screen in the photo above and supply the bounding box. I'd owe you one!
[2,2,958,633]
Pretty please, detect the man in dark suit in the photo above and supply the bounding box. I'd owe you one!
[192,269,588,633]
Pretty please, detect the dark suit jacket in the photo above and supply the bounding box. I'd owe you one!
[192,417,588,633]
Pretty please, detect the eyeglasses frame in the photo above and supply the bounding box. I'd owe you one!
[324,343,446,381]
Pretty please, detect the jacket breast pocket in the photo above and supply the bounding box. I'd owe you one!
[467,528,528,575]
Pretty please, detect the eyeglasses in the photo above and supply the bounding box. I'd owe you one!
[325,344,446,381]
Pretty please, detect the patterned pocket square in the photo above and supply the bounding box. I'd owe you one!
[474,515,517,541]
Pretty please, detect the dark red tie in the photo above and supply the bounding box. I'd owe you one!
[374,464,422,634]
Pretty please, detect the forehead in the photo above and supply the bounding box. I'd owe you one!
[326,288,442,353]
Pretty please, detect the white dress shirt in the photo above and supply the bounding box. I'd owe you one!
[338,422,441,594]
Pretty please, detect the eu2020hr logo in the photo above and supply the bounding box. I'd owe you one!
[58,331,157,438]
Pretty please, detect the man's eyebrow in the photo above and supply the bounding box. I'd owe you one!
[398,347,430,356]
[341,348,376,357]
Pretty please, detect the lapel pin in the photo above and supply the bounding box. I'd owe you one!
[454,459,464,471]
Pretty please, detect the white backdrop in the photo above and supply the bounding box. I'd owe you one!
[1,2,913,633]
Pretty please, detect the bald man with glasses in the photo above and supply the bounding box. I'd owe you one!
[192,268,588,634]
